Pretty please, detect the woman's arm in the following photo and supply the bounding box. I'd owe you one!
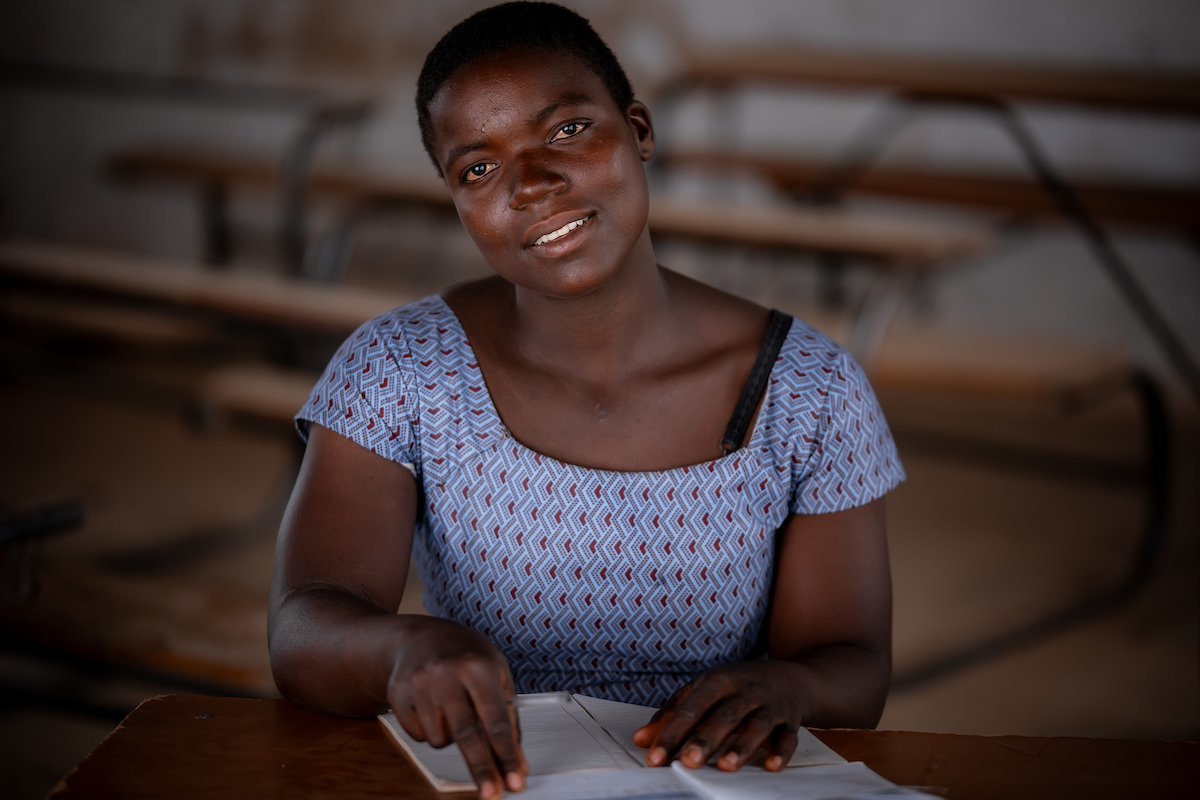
[268,424,527,799]
[633,497,891,771]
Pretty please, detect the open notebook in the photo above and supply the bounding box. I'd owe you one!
[379,691,848,792]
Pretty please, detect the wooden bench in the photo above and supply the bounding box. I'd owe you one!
[660,150,1200,234]
[0,239,417,335]
[650,43,1200,409]
[661,45,1200,116]
[0,554,277,697]
[197,363,320,432]
[0,243,362,697]
[107,147,991,269]
[0,239,392,439]
[789,305,1134,402]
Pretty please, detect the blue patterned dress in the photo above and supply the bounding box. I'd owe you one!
[297,296,904,705]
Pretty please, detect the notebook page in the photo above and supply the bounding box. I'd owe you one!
[560,694,644,769]
[519,766,700,800]
[670,761,932,800]
[379,692,637,790]
[573,693,847,769]
[572,693,656,765]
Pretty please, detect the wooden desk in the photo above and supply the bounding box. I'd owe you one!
[52,694,1199,799]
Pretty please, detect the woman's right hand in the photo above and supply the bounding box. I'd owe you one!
[387,616,528,799]
[268,426,526,799]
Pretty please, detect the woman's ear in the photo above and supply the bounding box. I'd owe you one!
[627,101,656,162]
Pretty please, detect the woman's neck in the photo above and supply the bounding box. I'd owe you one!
[508,230,676,383]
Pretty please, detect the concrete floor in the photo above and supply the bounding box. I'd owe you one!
[0,357,1197,798]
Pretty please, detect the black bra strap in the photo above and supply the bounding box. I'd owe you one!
[720,310,793,454]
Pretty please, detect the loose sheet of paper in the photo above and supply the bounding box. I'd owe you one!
[380,692,638,788]
[572,693,846,769]
[572,693,656,766]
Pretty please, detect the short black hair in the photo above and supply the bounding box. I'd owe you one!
[416,2,635,174]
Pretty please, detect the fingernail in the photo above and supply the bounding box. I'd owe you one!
[648,747,666,766]
[767,755,783,771]
[507,772,525,791]
[684,745,703,766]
[479,780,495,798]
[719,752,738,770]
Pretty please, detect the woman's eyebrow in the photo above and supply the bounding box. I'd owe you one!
[444,140,488,169]
[531,91,594,124]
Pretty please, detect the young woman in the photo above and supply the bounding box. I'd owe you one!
[268,4,904,798]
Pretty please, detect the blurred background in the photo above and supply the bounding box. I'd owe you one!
[1,1,1198,796]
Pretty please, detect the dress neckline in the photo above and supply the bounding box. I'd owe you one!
[428,295,772,477]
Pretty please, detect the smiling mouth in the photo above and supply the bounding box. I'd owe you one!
[531,214,595,247]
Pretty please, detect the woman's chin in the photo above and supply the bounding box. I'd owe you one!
[504,262,620,300]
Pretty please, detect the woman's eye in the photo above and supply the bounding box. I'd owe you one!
[463,163,496,182]
[550,122,589,142]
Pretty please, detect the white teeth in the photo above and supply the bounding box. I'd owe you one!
[534,216,589,246]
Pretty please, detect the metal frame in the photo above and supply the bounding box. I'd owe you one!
[890,369,1170,690]
[781,91,1200,405]
[807,97,1183,687]
[1,500,84,608]
[278,102,374,275]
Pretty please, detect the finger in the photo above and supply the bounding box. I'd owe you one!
[766,725,800,772]
[715,708,777,772]
[392,701,427,743]
[409,688,449,748]
[464,668,527,791]
[675,697,755,769]
[648,676,731,766]
[637,684,690,755]
[708,726,744,763]
[442,694,505,800]
[505,700,529,792]
[632,715,664,747]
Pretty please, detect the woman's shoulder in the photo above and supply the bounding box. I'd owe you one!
[767,313,880,424]
[349,294,460,342]
[779,315,853,368]
[329,294,477,370]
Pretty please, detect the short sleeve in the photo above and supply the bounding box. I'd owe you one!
[295,318,418,465]
[790,350,904,514]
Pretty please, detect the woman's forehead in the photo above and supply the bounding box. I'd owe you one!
[429,48,613,136]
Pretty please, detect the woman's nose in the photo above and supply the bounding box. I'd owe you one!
[508,155,567,210]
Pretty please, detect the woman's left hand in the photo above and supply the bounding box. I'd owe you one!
[632,660,808,772]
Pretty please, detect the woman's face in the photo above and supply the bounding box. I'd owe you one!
[428,47,655,299]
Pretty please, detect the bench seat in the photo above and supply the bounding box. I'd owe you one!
[662,150,1200,234]
[0,239,417,335]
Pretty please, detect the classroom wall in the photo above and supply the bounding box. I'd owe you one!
[2,0,1198,386]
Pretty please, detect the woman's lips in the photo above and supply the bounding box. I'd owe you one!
[528,213,595,250]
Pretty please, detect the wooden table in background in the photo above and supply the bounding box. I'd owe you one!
[51,694,1199,799]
